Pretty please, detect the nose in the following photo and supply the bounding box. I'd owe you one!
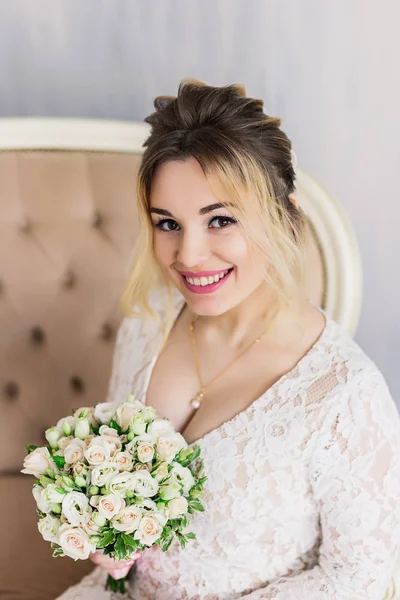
[176,228,210,268]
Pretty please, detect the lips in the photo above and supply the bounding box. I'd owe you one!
[179,268,233,295]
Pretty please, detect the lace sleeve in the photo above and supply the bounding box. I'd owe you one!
[239,369,400,599]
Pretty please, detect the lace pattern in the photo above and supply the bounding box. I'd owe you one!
[56,292,400,599]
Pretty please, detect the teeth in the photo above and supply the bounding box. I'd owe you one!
[185,270,230,286]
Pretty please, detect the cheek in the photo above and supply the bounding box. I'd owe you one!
[153,234,175,266]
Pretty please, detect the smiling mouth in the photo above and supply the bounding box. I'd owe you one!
[182,269,232,287]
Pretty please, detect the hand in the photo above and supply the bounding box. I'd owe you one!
[90,549,142,580]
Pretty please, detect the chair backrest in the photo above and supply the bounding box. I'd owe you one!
[0,118,362,473]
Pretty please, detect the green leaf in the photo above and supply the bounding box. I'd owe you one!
[120,533,138,552]
[185,532,196,540]
[109,419,121,434]
[25,444,38,454]
[91,425,100,435]
[52,547,65,557]
[188,500,205,512]
[52,455,66,469]
[115,534,127,560]
[161,535,174,552]
[97,530,116,549]
[177,534,187,550]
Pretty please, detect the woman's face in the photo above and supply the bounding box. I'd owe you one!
[149,157,266,316]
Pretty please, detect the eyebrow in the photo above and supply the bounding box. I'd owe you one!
[150,203,226,218]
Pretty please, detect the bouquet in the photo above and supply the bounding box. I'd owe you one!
[21,395,206,593]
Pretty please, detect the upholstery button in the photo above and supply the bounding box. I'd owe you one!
[62,270,75,288]
[100,323,113,341]
[31,326,46,345]
[91,211,103,228]
[70,375,85,394]
[19,217,31,233]
[2,381,19,401]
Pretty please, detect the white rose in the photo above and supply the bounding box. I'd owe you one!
[57,416,77,436]
[62,492,90,526]
[156,433,187,464]
[112,451,133,471]
[106,472,136,496]
[74,418,91,440]
[134,512,167,546]
[59,524,95,560]
[137,442,155,463]
[22,447,54,478]
[33,485,51,514]
[64,439,86,465]
[116,402,141,432]
[147,418,176,437]
[99,425,119,438]
[112,505,143,533]
[97,494,125,520]
[159,482,181,500]
[45,427,62,449]
[85,438,111,466]
[58,436,74,450]
[94,401,120,425]
[44,483,66,504]
[129,470,159,498]
[152,462,169,483]
[141,407,156,423]
[167,496,188,518]
[170,462,195,495]
[83,434,95,448]
[91,463,119,487]
[38,514,61,542]
[130,414,147,436]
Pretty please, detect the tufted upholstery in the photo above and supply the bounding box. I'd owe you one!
[0,144,331,599]
[0,150,141,599]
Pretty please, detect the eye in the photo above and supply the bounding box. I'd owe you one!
[209,215,237,229]
[153,218,181,232]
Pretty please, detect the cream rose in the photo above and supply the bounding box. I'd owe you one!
[170,462,195,495]
[167,496,188,518]
[112,505,143,533]
[116,402,141,432]
[97,494,125,520]
[134,512,167,546]
[58,436,74,451]
[156,433,187,464]
[59,524,95,560]
[91,463,119,487]
[22,447,54,478]
[129,470,159,497]
[64,439,86,465]
[62,492,90,526]
[82,516,101,536]
[38,514,61,543]
[112,451,133,471]
[84,438,111,466]
[137,442,155,463]
[152,462,169,483]
[94,401,120,425]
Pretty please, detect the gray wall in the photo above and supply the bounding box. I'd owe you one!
[1,0,399,399]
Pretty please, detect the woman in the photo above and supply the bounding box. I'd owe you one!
[58,80,400,599]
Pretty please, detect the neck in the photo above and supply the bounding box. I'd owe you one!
[195,284,285,349]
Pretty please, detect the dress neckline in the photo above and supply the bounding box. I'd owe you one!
[142,294,333,448]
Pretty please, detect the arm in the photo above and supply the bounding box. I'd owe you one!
[240,370,400,599]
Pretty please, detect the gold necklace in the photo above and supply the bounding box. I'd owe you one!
[188,315,267,410]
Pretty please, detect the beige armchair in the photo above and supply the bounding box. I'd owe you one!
[0,118,363,600]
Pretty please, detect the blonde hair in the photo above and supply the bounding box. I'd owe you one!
[121,78,308,330]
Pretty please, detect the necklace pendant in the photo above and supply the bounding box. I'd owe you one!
[190,391,204,410]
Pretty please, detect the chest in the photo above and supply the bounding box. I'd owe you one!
[144,314,299,446]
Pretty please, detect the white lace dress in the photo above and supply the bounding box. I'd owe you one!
[57,293,400,600]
